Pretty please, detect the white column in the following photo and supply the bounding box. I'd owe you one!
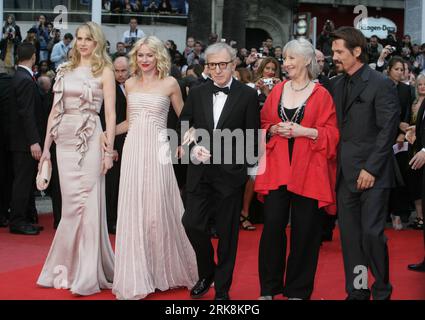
[0,0,4,39]
[91,0,102,25]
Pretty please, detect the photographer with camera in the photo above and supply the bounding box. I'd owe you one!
[32,15,50,62]
[0,14,22,75]
[367,35,383,65]
[376,44,397,72]
[317,19,335,58]
[122,17,145,53]
[413,43,425,75]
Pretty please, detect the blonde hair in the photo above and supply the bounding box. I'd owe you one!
[64,21,112,77]
[129,36,171,79]
[414,74,425,103]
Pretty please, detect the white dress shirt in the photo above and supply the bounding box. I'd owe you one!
[213,78,233,129]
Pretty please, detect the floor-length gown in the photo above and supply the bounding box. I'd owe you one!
[37,65,114,295]
[112,92,198,300]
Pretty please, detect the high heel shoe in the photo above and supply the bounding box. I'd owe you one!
[240,213,256,231]
[409,217,423,230]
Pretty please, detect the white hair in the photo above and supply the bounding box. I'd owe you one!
[205,42,237,62]
[283,38,320,80]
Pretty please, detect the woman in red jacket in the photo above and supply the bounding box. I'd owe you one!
[255,38,339,300]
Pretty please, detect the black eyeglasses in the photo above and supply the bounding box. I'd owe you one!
[206,61,233,70]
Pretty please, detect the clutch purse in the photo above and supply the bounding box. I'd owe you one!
[36,160,52,191]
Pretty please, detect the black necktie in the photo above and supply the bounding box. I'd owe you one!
[342,75,351,114]
[213,85,230,95]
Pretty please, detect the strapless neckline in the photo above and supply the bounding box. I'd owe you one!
[128,92,170,100]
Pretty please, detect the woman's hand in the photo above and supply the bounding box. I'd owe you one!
[38,149,51,171]
[100,131,111,153]
[406,126,416,144]
[102,155,113,175]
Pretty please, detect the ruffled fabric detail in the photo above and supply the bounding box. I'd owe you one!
[49,66,65,140]
[50,66,98,165]
[75,80,97,165]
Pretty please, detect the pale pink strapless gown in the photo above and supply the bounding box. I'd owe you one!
[37,66,114,295]
[112,92,198,300]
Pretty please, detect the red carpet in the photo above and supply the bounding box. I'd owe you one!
[0,214,424,300]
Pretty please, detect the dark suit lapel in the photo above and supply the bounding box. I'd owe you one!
[202,81,214,131]
[333,76,345,126]
[216,80,242,130]
[416,99,425,148]
[344,67,369,116]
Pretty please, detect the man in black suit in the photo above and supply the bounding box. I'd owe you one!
[101,56,129,234]
[9,42,45,235]
[0,72,13,227]
[178,42,260,300]
[406,98,425,272]
[331,27,399,300]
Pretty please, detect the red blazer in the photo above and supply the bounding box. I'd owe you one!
[254,81,339,214]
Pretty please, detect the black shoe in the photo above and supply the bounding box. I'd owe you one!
[321,232,333,242]
[33,224,44,232]
[215,292,230,300]
[190,276,214,299]
[0,217,8,228]
[108,224,116,235]
[345,289,371,300]
[209,226,218,239]
[9,224,40,235]
[408,260,425,272]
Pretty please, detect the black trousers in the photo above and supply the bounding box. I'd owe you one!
[0,140,13,221]
[389,152,411,219]
[48,145,62,227]
[259,186,322,299]
[10,151,38,227]
[182,167,243,295]
[337,177,392,300]
[105,154,122,229]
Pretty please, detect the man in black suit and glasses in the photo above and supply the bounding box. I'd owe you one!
[178,42,260,300]
[331,27,399,300]
[9,42,45,235]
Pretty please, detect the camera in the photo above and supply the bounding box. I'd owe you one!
[256,53,263,58]
[6,27,15,40]
[388,46,396,53]
[262,78,274,89]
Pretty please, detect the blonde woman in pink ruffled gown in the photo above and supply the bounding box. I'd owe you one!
[111,36,198,300]
[36,22,116,296]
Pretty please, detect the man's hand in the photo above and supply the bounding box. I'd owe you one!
[30,143,42,161]
[191,145,211,164]
[410,150,425,170]
[357,169,375,190]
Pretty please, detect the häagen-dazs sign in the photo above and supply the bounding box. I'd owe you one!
[355,17,397,39]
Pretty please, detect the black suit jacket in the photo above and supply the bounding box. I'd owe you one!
[0,73,12,143]
[331,65,400,192]
[397,82,414,126]
[178,79,260,192]
[101,81,127,153]
[415,99,425,151]
[9,66,44,152]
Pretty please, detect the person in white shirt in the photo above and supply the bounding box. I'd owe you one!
[50,33,73,69]
[122,17,145,52]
